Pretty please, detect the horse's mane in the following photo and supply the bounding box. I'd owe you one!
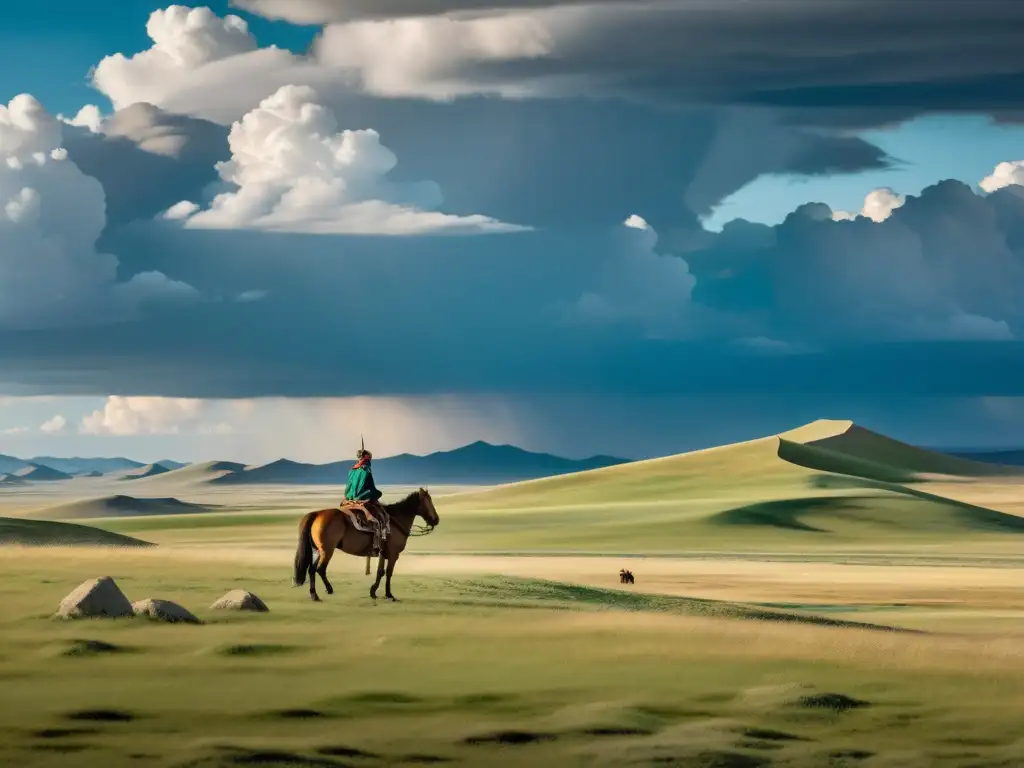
[386,490,424,511]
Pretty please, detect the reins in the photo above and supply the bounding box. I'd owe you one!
[383,493,437,539]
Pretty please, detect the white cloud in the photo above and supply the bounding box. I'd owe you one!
[80,396,206,436]
[39,415,68,434]
[314,13,557,100]
[167,84,527,235]
[60,105,105,134]
[0,94,62,156]
[93,6,258,111]
[0,94,200,329]
[567,214,696,337]
[831,187,905,223]
[236,289,268,302]
[72,394,527,462]
[980,160,1024,193]
[91,6,335,125]
[1,426,29,435]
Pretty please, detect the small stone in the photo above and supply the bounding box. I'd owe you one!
[55,577,133,619]
[210,590,269,612]
[132,598,201,624]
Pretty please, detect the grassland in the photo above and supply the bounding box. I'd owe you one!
[2,420,1024,766]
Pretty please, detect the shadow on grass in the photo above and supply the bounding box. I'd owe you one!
[455,577,918,633]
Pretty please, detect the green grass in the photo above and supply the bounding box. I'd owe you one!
[1,550,1023,767]
[0,516,152,548]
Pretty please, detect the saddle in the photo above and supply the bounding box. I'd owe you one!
[338,500,391,556]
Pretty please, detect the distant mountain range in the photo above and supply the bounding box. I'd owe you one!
[0,442,629,486]
[146,442,630,487]
[942,449,1024,467]
[0,455,186,477]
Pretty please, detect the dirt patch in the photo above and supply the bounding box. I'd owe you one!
[463,730,556,746]
[29,743,91,753]
[315,746,379,759]
[32,727,99,739]
[192,747,347,767]
[267,709,328,720]
[579,726,654,737]
[217,644,299,658]
[65,709,135,722]
[794,693,870,713]
[60,638,125,658]
[347,692,423,705]
[647,751,770,767]
[397,756,453,764]
[739,728,806,742]
[826,749,874,762]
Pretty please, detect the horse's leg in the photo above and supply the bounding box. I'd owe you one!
[309,549,321,602]
[385,552,401,602]
[370,551,386,600]
[317,543,336,596]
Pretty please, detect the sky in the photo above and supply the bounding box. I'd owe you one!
[2,0,1024,464]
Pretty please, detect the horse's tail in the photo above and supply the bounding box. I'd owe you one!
[293,511,317,586]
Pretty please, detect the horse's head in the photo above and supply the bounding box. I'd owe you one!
[417,487,440,528]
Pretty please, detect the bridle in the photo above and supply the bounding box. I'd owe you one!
[388,493,437,538]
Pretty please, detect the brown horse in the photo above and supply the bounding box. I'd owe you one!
[293,488,440,602]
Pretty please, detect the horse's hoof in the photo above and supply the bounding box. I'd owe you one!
[310,594,321,602]
[387,596,399,602]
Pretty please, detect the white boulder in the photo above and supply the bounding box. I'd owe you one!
[210,590,269,612]
[55,577,134,619]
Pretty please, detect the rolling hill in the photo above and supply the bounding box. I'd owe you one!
[26,495,213,521]
[0,473,29,487]
[26,456,144,476]
[118,463,171,481]
[12,464,73,482]
[431,419,1024,553]
[137,443,630,487]
[0,516,153,547]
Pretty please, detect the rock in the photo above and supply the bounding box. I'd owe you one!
[211,590,269,612]
[55,577,134,619]
[132,598,201,624]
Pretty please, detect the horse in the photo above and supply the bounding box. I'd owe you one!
[293,488,440,602]
[619,569,635,585]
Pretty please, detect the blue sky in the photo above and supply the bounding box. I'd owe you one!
[706,116,1024,229]
[1,0,1024,462]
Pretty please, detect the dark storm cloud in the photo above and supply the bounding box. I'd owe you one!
[2,176,1024,401]
[64,104,229,227]
[295,0,1024,123]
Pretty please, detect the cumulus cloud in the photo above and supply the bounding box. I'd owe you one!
[832,187,906,223]
[0,94,199,329]
[39,415,68,434]
[168,84,527,235]
[567,215,696,337]
[692,181,1024,343]
[91,5,336,125]
[80,396,205,435]
[980,161,1024,194]
[93,6,258,111]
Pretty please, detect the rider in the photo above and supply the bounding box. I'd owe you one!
[343,442,385,527]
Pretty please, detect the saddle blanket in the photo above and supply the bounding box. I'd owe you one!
[338,501,392,538]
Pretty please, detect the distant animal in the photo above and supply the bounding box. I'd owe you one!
[293,488,440,602]
[619,569,635,585]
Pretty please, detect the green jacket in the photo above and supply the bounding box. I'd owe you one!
[344,464,382,502]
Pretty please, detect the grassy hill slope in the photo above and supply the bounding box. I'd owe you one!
[0,517,153,547]
[428,420,1024,553]
[26,495,212,521]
